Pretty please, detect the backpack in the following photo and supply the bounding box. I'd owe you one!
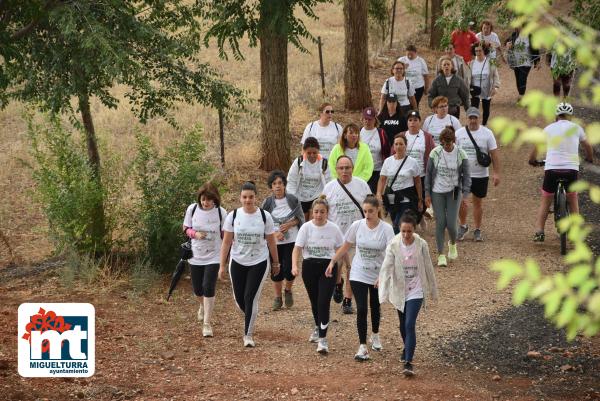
[232,208,267,238]
[190,204,223,239]
[297,156,328,174]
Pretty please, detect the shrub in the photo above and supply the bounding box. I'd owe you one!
[133,124,215,272]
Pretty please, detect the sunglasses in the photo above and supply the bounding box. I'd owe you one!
[324,110,335,114]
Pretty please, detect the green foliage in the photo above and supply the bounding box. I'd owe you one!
[368,0,392,45]
[25,115,124,254]
[133,125,215,272]
[489,0,600,339]
[198,0,329,60]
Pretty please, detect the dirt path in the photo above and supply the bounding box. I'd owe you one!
[2,9,600,401]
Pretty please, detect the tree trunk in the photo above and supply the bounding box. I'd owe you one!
[258,0,291,171]
[344,0,372,111]
[78,93,107,253]
[430,0,443,49]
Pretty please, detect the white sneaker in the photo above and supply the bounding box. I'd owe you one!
[354,344,370,361]
[317,338,329,354]
[197,305,204,322]
[309,327,319,343]
[243,335,255,348]
[202,323,213,337]
[370,333,382,351]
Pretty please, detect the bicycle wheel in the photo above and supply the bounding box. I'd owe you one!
[555,184,568,255]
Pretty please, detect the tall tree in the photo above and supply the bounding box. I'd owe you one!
[344,0,372,110]
[430,0,443,48]
[0,0,244,252]
[201,0,326,171]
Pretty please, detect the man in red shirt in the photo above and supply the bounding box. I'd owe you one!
[451,23,479,63]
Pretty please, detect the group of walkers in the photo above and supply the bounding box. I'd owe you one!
[177,27,591,378]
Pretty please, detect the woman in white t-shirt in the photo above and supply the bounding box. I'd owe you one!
[300,102,343,158]
[379,61,417,115]
[287,136,331,222]
[219,181,280,348]
[327,195,394,361]
[423,96,462,145]
[182,182,227,338]
[361,106,390,194]
[376,134,422,234]
[378,211,438,376]
[292,195,344,354]
[261,171,305,311]
[476,20,501,61]
[397,44,430,107]
[469,42,501,126]
[424,128,471,267]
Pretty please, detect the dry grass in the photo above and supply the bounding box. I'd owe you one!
[0,2,411,265]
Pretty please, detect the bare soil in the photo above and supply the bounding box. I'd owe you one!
[2,7,600,401]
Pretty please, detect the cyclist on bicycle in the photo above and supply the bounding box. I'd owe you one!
[529,102,594,242]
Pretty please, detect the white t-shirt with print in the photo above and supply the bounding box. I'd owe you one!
[433,146,460,193]
[270,197,299,245]
[381,77,416,106]
[287,157,330,202]
[223,208,275,266]
[345,219,395,285]
[184,204,227,265]
[380,156,420,192]
[476,32,501,59]
[405,131,427,176]
[361,128,383,171]
[323,177,372,234]
[301,121,343,157]
[455,126,498,178]
[400,239,423,301]
[295,220,344,260]
[423,114,462,145]
[397,56,429,88]
[543,120,587,171]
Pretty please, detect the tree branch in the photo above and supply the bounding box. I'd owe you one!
[10,0,60,41]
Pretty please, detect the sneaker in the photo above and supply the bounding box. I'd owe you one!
[342,298,354,314]
[317,338,329,354]
[243,335,255,348]
[197,305,204,322]
[473,228,483,242]
[309,327,319,343]
[533,231,545,242]
[272,297,283,311]
[333,279,344,304]
[202,323,213,337]
[284,289,294,308]
[447,242,458,260]
[354,344,370,361]
[403,362,415,377]
[457,224,469,241]
[370,333,382,351]
[437,254,447,267]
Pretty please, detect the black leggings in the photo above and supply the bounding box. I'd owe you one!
[189,263,219,297]
[414,86,425,107]
[302,258,338,338]
[271,243,295,282]
[513,66,531,95]
[350,280,380,344]
[229,259,269,335]
[470,96,491,125]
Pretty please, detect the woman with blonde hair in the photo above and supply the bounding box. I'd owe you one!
[328,123,374,182]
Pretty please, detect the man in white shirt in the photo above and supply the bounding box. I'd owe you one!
[323,156,372,314]
[397,45,430,108]
[529,102,594,242]
[455,107,501,241]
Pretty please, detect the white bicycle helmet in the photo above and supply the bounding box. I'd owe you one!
[555,102,573,116]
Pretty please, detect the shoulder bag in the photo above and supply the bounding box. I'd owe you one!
[465,127,491,167]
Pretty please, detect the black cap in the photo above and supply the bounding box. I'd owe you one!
[386,93,398,102]
[407,110,421,120]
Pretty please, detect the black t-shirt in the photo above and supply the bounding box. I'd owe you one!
[377,109,407,150]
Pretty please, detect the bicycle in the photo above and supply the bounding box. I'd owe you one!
[529,160,569,255]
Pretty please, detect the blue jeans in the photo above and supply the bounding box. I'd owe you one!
[390,202,414,234]
[397,298,423,362]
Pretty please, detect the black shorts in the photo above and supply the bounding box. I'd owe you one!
[470,177,489,198]
[301,200,314,213]
[542,169,578,194]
